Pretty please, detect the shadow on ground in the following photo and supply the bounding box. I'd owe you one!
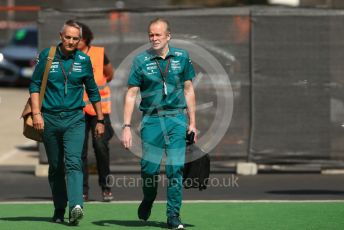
[0,216,69,226]
[16,145,38,152]
[93,219,195,228]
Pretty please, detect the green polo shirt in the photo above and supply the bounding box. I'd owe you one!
[29,44,100,112]
[128,46,195,113]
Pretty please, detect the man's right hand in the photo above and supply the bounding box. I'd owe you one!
[121,127,132,149]
[33,113,44,131]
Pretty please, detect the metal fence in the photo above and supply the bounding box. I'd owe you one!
[38,6,344,168]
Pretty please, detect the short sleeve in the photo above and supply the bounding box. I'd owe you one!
[183,51,195,81]
[128,57,143,86]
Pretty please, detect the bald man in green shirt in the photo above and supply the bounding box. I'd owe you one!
[29,20,104,226]
[122,17,197,230]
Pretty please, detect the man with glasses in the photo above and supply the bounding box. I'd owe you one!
[29,19,104,225]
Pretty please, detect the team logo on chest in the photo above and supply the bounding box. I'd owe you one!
[73,62,82,72]
[49,61,59,73]
[171,59,181,71]
[145,62,158,75]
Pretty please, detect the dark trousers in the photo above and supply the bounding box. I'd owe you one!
[140,113,187,217]
[82,114,114,194]
[43,110,85,210]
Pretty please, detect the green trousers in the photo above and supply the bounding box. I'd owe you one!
[43,109,85,210]
[140,112,187,217]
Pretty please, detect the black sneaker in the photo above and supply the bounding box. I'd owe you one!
[69,205,84,226]
[102,191,113,202]
[52,208,65,223]
[137,199,153,221]
[167,215,184,229]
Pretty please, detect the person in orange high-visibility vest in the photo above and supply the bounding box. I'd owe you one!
[77,22,115,202]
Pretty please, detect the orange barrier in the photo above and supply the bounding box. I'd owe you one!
[0,6,41,11]
[0,21,36,29]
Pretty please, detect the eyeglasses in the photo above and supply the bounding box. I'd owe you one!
[62,35,80,42]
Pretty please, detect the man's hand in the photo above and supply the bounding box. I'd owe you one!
[187,124,197,143]
[33,113,44,132]
[95,123,105,138]
[121,127,132,149]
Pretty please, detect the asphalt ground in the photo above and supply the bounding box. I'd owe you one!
[0,87,344,202]
[1,165,344,202]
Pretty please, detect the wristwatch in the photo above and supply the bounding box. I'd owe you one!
[97,119,105,124]
[122,124,131,129]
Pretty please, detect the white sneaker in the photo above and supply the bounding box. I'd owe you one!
[69,205,83,226]
[167,215,185,229]
[175,224,185,229]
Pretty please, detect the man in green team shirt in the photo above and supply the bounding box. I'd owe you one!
[29,19,104,225]
[122,17,197,230]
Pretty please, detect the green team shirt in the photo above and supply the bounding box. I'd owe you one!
[128,46,195,113]
[29,44,100,112]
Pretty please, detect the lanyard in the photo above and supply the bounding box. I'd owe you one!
[58,60,74,95]
[155,58,170,96]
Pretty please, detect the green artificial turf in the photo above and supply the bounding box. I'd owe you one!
[0,202,343,229]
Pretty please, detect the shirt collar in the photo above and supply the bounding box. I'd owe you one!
[57,43,76,60]
[148,46,176,60]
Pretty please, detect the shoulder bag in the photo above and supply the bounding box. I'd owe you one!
[21,46,56,141]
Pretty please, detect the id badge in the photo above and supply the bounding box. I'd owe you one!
[163,82,167,95]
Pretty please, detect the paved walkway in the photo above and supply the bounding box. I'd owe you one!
[0,88,38,166]
[0,88,343,203]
